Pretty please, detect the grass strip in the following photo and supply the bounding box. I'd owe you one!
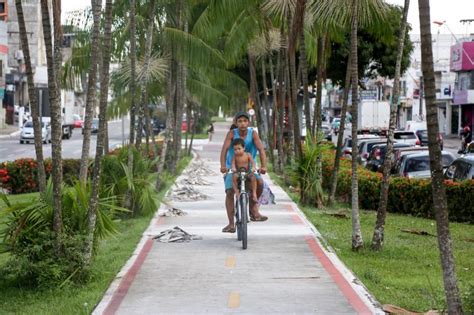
[0,156,192,315]
[269,172,474,312]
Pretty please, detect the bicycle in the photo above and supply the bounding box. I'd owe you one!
[232,167,256,250]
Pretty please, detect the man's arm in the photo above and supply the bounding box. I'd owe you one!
[220,131,233,173]
[253,130,267,174]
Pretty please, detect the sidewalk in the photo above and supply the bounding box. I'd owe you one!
[0,124,20,138]
[93,122,383,315]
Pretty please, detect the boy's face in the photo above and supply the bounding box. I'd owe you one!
[236,117,249,130]
[233,144,245,156]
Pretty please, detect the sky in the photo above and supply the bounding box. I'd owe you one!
[62,0,474,36]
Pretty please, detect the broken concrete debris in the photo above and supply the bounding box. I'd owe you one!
[159,207,187,217]
[183,160,217,177]
[168,184,209,201]
[153,226,202,243]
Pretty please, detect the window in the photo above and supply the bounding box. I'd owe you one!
[0,1,6,21]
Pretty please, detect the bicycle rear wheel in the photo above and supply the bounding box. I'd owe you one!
[240,194,248,249]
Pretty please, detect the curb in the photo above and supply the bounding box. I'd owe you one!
[0,130,20,139]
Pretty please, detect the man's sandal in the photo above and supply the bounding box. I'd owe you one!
[250,215,268,222]
[222,225,236,233]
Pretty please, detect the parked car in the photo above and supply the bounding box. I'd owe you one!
[20,121,51,144]
[444,156,474,181]
[341,134,381,159]
[357,138,388,166]
[73,114,83,129]
[414,129,444,150]
[394,151,456,179]
[82,118,99,134]
[365,143,412,172]
[393,131,418,146]
[391,147,430,174]
[331,117,341,134]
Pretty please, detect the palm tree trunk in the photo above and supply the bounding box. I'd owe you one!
[277,45,286,172]
[15,0,46,193]
[372,0,410,250]
[418,0,463,311]
[284,55,294,165]
[126,0,138,211]
[41,0,63,239]
[136,0,157,152]
[84,0,113,265]
[248,52,259,124]
[52,0,62,91]
[79,0,102,183]
[328,56,351,206]
[350,0,363,251]
[261,58,272,158]
[314,34,325,208]
[288,0,305,162]
[187,102,196,156]
[299,29,311,136]
[268,54,277,167]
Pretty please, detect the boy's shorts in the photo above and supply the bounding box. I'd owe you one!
[224,173,262,191]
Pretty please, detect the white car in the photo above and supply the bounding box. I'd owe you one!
[393,130,418,146]
[20,121,51,144]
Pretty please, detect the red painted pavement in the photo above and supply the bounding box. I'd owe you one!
[304,235,373,315]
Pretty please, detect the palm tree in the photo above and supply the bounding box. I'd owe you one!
[371,0,410,250]
[84,0,114,265]
[135,0,157,152]
[15,0,47,193]
[40,0,63,240]
[79,0,102,184]
[287,0,306,161]
[349,0,363,250]
[417,0,463,311]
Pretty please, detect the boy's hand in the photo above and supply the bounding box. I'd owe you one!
[259,167,267,174]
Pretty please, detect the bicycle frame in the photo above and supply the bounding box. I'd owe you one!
[231,168,250,249]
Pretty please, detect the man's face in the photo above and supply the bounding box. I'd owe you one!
[233,144,245,156]
[236,116,249,130]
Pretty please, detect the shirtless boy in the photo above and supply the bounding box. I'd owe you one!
[231,138,258,202]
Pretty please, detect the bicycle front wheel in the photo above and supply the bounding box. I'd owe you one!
[240,194,248,249]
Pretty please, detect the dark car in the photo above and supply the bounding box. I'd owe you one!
[365,143,412,172]
[415,129,444,150]
[153,119,166,135]
[445,156,474,181]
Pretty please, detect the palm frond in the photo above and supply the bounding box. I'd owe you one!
[187,78,229,109]
[164,27,226,69]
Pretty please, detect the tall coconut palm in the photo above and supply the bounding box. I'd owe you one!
[349,0,363,250]
[84,0,114,265]
[372,0,410,250]
[79,0,102,183]
[299,28,311,135]
[40,0,63,238]
[15,0,47,193]
[287,0,306,161]
[135,0,157,151]
[417,0,463,311]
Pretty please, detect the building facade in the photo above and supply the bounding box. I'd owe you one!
[451,38,474,134]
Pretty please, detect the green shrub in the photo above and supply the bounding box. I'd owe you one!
[0,180,126,287]
[101,146,159,216]
[319,147,474,223]
[0,158,83,194]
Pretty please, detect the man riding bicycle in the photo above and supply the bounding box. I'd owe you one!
[220,111,268,233]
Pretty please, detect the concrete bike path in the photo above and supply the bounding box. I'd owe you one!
[93,122,383,315]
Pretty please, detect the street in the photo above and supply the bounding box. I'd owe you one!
[0,119,129,163]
